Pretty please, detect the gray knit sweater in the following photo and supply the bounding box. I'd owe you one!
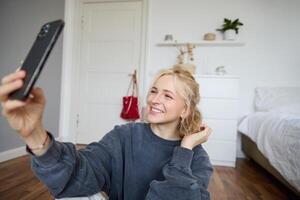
[28,123,213,199]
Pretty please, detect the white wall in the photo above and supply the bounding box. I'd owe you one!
[145,0,300,156]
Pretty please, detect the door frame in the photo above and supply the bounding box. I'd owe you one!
[59,0,150,142]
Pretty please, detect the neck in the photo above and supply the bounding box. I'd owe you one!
[150,120,181,141]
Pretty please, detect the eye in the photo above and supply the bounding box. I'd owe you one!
[165,94,173,100]
[149,90,157,94]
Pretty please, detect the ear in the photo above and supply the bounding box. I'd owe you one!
[181,106,190,119]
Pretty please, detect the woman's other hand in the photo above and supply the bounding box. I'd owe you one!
[180,124,212,150]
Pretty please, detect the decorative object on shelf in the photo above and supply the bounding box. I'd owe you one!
[175,63,196,75]
[187,43,195,61]
[203,33,216,41]
[217,18,243,41]
[164,34,173,41]
[215,66,227,75]
[176,44,186,64]
[174,41,196,74]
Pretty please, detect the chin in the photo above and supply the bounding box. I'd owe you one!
[145,112,178,125]
[145,113,162,123]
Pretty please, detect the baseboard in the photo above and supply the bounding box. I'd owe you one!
[211,160,236,167]
[0,137,61,163]
[0,146,27,163]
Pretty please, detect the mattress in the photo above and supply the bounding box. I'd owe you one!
[238,111,300,191]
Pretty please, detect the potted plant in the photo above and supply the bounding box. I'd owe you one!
[217,18,243,40]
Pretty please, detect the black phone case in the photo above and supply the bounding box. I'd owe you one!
[9,19,64,101]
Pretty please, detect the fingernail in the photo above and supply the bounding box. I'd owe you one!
[16,67,21,72]
[18,70,25,76]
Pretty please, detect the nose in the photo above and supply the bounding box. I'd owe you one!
[150,93,162,104]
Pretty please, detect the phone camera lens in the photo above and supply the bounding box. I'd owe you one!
[42,24,50,30]
[38,23,51,38]
[38,30,47,38]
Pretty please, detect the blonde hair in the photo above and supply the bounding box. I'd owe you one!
[150,65,202,137]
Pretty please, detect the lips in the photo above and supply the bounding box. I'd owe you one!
[149,106,164,114]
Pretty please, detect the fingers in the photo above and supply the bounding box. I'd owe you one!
[205,126,212,136]
[0,79,23,102]
[30,87,46,104]
[0,70,26,102]
[202,126,212,141]
[1,100,26,116]
[200,124,212,135]
[197,124,212,143]
[0,87,46,117]
[1,70,25,84]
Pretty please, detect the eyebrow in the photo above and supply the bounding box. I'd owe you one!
[151,87,175,96]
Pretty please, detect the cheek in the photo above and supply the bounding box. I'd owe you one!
[165,102,182,114]
[146,95,152,105]
[146,95,153,110]
[170,101,186,115]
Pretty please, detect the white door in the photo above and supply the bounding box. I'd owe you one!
[76,1,142,144]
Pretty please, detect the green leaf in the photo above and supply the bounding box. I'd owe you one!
[224,18,231,24]
[218,18,243,33]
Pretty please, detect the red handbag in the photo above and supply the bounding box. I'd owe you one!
[120,70,140,120]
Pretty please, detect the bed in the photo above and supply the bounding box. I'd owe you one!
[238,87,300,197]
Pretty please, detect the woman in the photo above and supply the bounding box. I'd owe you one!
[0,66,213,200]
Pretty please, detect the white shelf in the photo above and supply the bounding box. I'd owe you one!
[157,41,245,47]
[195,74,240,79]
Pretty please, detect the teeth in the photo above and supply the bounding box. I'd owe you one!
[152,107,163,113]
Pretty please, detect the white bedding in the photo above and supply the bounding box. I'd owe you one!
[238,111,300,191]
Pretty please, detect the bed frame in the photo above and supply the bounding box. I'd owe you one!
[241,133,300,197]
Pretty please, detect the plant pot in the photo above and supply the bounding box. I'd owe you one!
[224,30,237,40]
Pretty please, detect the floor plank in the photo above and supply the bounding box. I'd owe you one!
[208,159,299,200]
[0,156,298,200]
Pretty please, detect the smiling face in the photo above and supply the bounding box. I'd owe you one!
[146,75,187,125]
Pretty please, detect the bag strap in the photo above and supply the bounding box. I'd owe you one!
[132,70,138,97]
[125,70,138,97]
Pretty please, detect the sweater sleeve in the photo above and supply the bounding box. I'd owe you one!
[145,145,213,200]
[29,128,122,198]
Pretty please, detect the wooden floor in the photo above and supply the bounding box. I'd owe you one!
[0,156,298,200]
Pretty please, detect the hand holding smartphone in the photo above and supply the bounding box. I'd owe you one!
[9,19,64,101]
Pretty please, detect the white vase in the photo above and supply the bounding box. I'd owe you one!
[224,30,237,40]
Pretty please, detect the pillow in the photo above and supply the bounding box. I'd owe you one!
[271,104,300,115]
[254,87,300,111]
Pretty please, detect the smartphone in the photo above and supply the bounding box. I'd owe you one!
[9,19,64,101]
